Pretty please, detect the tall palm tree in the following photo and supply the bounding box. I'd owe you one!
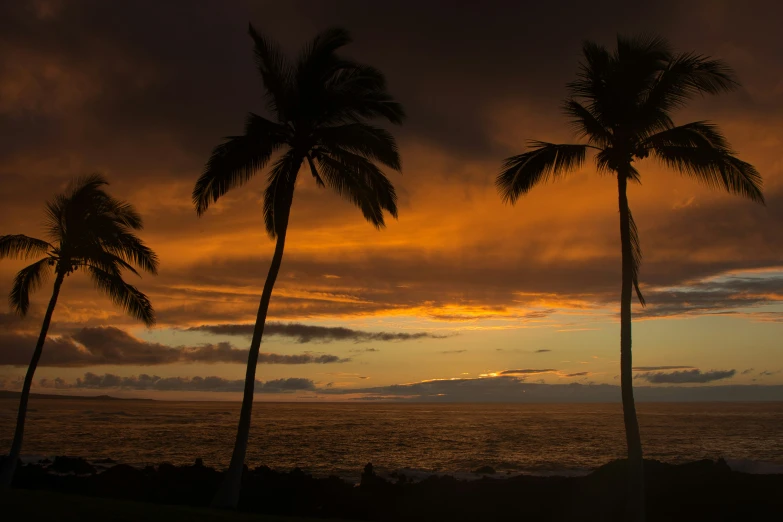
[0,174,158,489]
[496,36,763,521]
[193,24,404,508]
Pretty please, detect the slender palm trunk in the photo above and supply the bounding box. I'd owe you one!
[211,194,294,509]
[617,173,645,521]
[0,271,64,490]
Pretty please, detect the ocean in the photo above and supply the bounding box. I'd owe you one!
[2,399,782,480]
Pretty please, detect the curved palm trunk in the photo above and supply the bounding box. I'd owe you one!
[211,195,293,509]
[617,173,645,521]
[0,271,64,490]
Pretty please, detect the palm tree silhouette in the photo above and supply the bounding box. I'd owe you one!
[193,24,404,508]
[496,36,763,521]
[0,174,158,489]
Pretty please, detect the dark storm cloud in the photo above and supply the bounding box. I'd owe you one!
[2,0,779,174]
[184,322,447,343]
[320,376,783,402]
[635,369,737,384]
[40,372,314,393]
[0,0,677,163]
[1,0,783,326]
[0,327,347,367]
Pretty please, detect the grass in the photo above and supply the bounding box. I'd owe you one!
[0,489,347,522]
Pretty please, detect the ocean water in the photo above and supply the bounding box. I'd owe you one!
[2,399,782,479]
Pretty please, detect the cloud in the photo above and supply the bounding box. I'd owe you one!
[566,372,589,377]
[632,366,696,371]
[440,349,467,354]
[0,327,348,367]
[39,372,315,393]
[185,322,447,343]
[496,368,557,375]
[534,349,552,353]
[635,369,736,384]
[320,375,783,402]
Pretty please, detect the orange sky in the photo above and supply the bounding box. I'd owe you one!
[1,0,782,400]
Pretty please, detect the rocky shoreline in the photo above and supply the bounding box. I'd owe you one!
[4,456,783,521]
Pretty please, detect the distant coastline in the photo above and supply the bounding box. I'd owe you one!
[0,391,154,402]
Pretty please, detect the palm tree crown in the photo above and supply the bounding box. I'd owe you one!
[193,24,405,233]
[0,174,158,325]
[497,35,763,302]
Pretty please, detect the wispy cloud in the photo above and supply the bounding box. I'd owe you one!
[632,366,696,372]
[493,369,557,376]
[185,322,449,344]
[635,369,736,384]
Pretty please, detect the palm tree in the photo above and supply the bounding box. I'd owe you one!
[0,174,158,489]
[496,36,762,521]
[193,24,404,508]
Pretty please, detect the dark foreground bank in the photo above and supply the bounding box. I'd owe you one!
[0,489,346,522]
[2,457,782,521]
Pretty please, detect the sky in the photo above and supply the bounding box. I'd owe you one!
[1,0,782,401]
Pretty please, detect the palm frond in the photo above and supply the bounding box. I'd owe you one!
[315,148,397,228]
[562,99,613,147]
[641,121,728,149]
[319,64,405,125]
[193,113,288,215]
[635,53,738,136]
[628,208,646,307]
[88,266,155,326]
[68,173,110,195]
[248,24,294,119]
[646,122,763,203]
[614,34,671,64]
[306,155,325,187]
[567,41,613,123]
[43,173,113,243]
[0,235,52,260]
[82,247,140,277]
[613,35,672,100]
[497,142,587,204]
[102,198,143,230]
[645,53,737,110]
[9,258,52,316]
[102,231,159,275]
[315,123,401,170]
[263,151,301,238]
[296,27,352,85]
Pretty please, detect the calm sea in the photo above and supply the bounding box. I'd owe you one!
[2,400,782,479]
